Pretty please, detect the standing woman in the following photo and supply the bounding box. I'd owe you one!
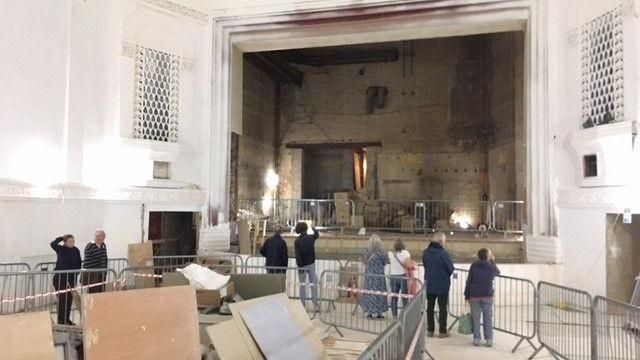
[360,234,388,319]
[51,234,82,325]
[388,238,411,318]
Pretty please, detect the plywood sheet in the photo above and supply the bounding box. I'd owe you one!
[82,286,200,360]
[206,320,253,360]
[227,294,324,360]
[0,312,55,360]
[239,298,320,360]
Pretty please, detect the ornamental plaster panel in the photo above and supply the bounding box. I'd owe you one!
[0,181,206,205]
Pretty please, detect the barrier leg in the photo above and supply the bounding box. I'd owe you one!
[527,345,543,360]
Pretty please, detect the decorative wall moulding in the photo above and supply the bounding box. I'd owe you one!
[568,120,636,187]
[122,41,194,72]
[139,0,208,23]
[0,181,206,205]
[556,186,640,209]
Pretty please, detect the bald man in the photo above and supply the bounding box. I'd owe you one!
[83,229,109,293]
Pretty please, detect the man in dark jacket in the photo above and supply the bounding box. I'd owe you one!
[423,232,455,338]
[294,222,320,311]
[464,248,500,347]
[51,235,82,325]
[83,229,109,293]
[260,224,288,273]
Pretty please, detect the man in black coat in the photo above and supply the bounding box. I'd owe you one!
[260,224,288,273]
[50,235,82,325]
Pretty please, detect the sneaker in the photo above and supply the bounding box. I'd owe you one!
[473,339,481,346]
[485,340,493,348]
[427,332,435,338]
[438,332,450,338]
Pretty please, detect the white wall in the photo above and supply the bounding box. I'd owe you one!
[0,0,71,184]
[0,199,141,264]
[0,0,215,261]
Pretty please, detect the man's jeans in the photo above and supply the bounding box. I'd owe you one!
[470,299,494,340]
[298,263,319,310]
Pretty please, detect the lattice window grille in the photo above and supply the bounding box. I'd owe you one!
[581,8,624,126]
[133,46,180,142]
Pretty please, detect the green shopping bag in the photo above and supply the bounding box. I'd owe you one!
[457,312,473,335]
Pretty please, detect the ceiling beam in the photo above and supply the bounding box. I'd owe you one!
[286,142,382,149]
[244,52,304,86]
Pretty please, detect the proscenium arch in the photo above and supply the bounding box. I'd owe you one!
[208,0,551,238]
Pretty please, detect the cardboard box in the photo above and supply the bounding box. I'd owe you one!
[196,281,235,307]
[200,258,234,275]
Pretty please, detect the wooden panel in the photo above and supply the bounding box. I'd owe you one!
[82,286,200,360]
[128,242,154,288]
[0,312,55,360]
[128,242,153,267]
[206,320,253,360]
[227,294,324,360]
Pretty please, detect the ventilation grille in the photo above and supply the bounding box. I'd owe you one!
[133,46,180,142]
[581,8,624,126]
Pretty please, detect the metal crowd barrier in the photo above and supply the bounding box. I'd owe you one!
[140,254,244,275]
[592,296,640,359]
[399,289,427,359]
[34,258,130,275]
[238,198,355,230]
[358,320,403,360]
[492,200,525,233]
[631,275,640,307]
[532,281,593,360]
[448,268,538,353]
[0,262,31,273]
[361,200,427,233]
[319,270,421,336]
[1,269,119,325]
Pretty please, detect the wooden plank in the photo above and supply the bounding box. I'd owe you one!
[82,286,200,360]
[0,312,55,360]
[206,320,253,360]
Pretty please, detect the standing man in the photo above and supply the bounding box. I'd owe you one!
[83,229,108,293]
[294,222,320,312]
[260,224,288,273]
[423,232,455,338]
[51,234,82,325]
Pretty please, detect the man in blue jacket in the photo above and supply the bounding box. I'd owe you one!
[423,232,455,338]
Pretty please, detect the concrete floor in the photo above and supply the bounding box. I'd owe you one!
[311,314,555,360]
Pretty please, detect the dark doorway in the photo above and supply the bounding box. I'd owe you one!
[303,148,355,198]
[148,212,199,256]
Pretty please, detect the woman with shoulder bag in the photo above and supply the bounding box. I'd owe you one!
[388,238,411,318]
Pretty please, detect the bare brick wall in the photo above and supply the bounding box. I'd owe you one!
[237,60,278,200]
[278,34,525,204]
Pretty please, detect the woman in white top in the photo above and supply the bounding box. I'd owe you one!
[388,238,411,318]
